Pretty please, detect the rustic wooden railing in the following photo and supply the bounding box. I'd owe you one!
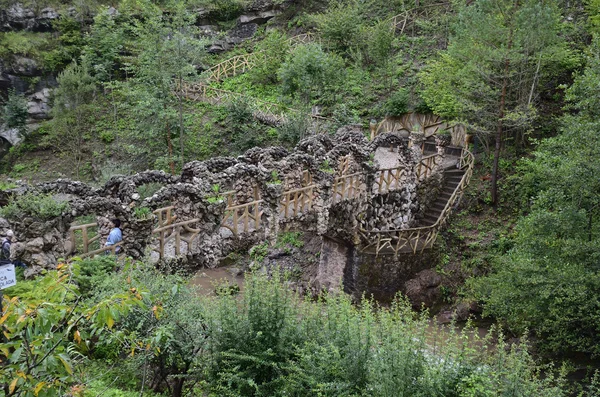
[203,33,319,83]
[68,222,101,256]
[416,153,440,180]
[152,218,201,260]
[279,185,315,219]
[154,206,177,228]
[333,172,366,203]
[374,167,406,194]
[360,148,474,257]
[203,54,257,82]
[221,187,264,236]
[66,148,469,260]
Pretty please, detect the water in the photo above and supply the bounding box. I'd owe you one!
[189,267,244,296]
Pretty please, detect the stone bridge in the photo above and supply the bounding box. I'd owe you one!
[0,123,473,278]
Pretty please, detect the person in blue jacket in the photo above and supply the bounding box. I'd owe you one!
[105,219,122,253]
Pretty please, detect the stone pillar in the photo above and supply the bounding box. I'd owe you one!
[369,119,377,141]
[409,130,424,163]
[263,183,282,245]
[316,180,332,236]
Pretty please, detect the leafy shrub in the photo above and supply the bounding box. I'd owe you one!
[278,43,345,104]
[277,113,310,146]
[133,206,152,220]
[384,89,410,116]
[277,231,304,248]
[311,0,363,54]
[71,256,117,297]
[0,192,70,221]
[248,30,290,85]
[2,89,28,132]
[226,96,253,124]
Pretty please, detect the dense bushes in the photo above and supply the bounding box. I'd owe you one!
[0,191,69,220]
[81,265,570,396]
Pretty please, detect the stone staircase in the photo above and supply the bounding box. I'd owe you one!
[419,167,466,227]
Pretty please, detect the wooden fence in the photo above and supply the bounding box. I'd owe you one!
[279,185,315,219]
[333,172,366,203]
[221,188,264,236]
[65,149,465,260]
[374,167,406,194]
[416,153,440,180]
[152,218,201,260]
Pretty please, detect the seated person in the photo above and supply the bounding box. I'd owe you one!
[105,219,123,253]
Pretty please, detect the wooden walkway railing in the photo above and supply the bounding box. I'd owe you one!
[416,153,440,180]
[280,185,315,218]
[374,167,406,194]
[359,148,474,257]
[152,218,201,260]
[202,33,319,83]
[333,172,366,203]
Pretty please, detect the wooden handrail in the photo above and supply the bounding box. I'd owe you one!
[280,184,315,219]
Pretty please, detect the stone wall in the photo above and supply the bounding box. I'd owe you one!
[0,126,447,276]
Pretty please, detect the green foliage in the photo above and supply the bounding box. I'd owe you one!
[2,90,28,133]
[312,0,363,54]
[565,35,600,119]
[276,231,304,248]
[419,0,567,138]
[0,192,69,221]
[320,159,334,174]
[202,271,567,396]
[71,256,117,297]
[0,31,50,61]
[469,37,600,355]
[81,8,125,82]
[384,89,410,116]
[248,30,290,85]
[277,113,310,146]
[226,95,253,124]
[248,241,268,263]
[270,170,281,184]
[47,61,97,178]
[90,262,208,396]
[0,263,144,397]
[278,43,345,105]
[133,206,152,219]
[43,17,84,72]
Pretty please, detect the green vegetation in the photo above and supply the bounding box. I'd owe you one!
[1,90,28,134]
[0,192,69,220]
[0,263,580,396]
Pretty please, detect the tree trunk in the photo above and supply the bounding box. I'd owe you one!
[167,121,175,175]
[172,378,184,397]
[178,76,185,170]
[491,6,516,206]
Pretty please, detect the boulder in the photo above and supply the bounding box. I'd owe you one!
[11,57,40,77]
[239,10,278,25]
[404,269,442,309]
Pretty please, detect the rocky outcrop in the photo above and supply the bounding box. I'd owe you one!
[0,4,61,32]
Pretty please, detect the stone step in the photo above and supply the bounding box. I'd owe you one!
[432,202,446,212]
[439,192,452,201]
[444,169,465,176]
